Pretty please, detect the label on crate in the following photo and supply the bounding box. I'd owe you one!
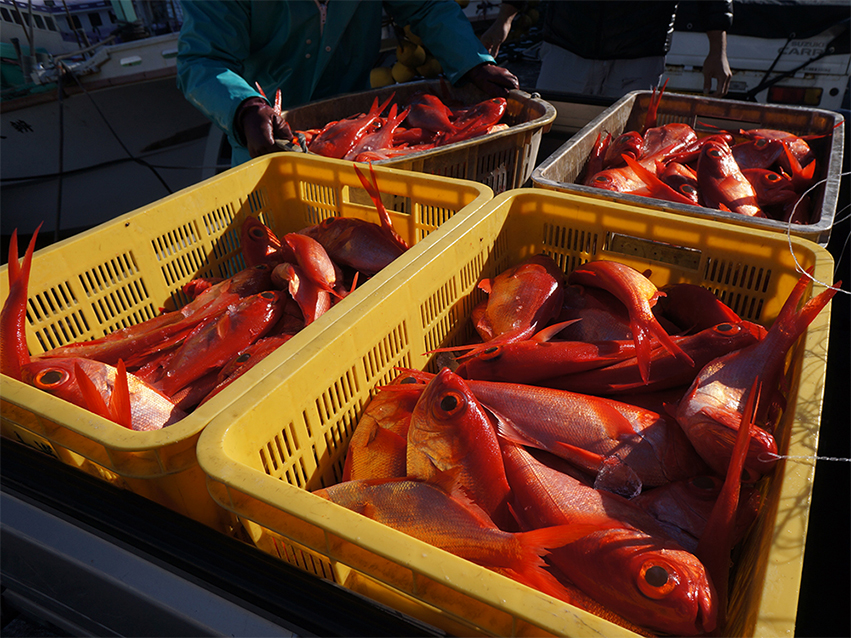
[5,425,60,459]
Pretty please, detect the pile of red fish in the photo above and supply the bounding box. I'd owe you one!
[318,254,838,635]
[580,85,825,225]
[293,90,509,163]
[0,166,407,430]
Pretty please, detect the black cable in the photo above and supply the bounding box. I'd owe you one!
[59,60,175,197]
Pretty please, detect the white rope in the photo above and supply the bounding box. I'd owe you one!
[785,170,851,295]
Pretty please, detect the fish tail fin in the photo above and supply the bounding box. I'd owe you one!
[775,269,839,340]
[1,224,42,379]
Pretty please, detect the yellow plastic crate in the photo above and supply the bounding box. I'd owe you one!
[282,80,556,194]
[531,90,845,245]
[196,187,834,636]
[0,153,492,534]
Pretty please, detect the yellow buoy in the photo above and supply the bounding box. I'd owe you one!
[391,61,416,83]
[396,42,427,68]
[370,66,395,88]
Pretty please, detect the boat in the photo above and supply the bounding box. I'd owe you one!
[1,0,223,241]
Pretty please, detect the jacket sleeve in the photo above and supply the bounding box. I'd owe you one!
[383,0,495,84]
[176,0,265,142]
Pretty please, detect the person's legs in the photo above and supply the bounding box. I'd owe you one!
[536,42,607,95]
[599,55,666,98]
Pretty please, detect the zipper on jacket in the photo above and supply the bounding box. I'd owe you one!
[314,0,328,35]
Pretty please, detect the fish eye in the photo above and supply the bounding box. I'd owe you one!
[36,369,69,388]
[714,323,736,334]
[756,138,769,148]
[638,561,679,598]
[766,173,781,182]
[400,376,418,384]
[593,175,612,184]
[707,148,722,158]
[260,291,276,299]
[236,352,252,363]
[480,346,501,360]
[249,227,266,239]
[680,184,697,195]
[439,392,463,414]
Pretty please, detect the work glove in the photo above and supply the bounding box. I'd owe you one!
[464,63,519,98]
[236,97,302,158]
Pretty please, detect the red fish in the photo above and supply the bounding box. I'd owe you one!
[502,442,717,636]
[345,103,411,161]
[547,321,764,395]
[313,478,611,592]
[309,94,394,159]
[568,260,694,384]
[696,140,765,217]
[240,216,293,267]
[406,368,511,526]
[472,254,565,352]
[40,265,275,365]
[21,357,186,431]
[655,283,742,334]
[676,269,838,479]
[271,262,331,325]
[156,290,284,397]
[342,372,421,481]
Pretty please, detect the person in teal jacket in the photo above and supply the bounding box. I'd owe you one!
[176,0,519,166]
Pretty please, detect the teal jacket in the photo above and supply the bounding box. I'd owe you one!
[176,0,494,165]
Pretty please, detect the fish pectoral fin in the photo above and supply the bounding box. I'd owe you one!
[488,406,545,449]
[110,359,133,429]
[553,441,604,473]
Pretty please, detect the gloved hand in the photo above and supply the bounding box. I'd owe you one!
[464,63,519,98]
[236,96,298,158]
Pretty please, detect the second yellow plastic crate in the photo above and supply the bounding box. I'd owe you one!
[0,153,491,533]
[197,188,834,635]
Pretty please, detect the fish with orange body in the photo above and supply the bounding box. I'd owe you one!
[472,254,565,352]
[676,269,838,479]
[400,369,705,490]
[21,357,186,431]
[313,477,613,598]
[568,260,694,384]
[502,442,718,636]
[343,373,421,481]
[406,367,512,526]
[696,140,765,218]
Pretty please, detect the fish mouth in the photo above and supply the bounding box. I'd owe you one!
[695,581,718,635]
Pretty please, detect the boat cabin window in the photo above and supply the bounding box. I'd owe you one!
[45,16,57,31]
[0,8,11,22]
[89,12,103,28]
[10,9,21,24]
[34,14,45,29]
[67,14,81,30]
